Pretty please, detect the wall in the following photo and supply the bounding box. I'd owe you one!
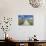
[0,0,46,40]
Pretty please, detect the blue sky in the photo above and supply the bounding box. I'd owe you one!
[18,15,33,20]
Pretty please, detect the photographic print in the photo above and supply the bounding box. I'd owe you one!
[18,15,33,26]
